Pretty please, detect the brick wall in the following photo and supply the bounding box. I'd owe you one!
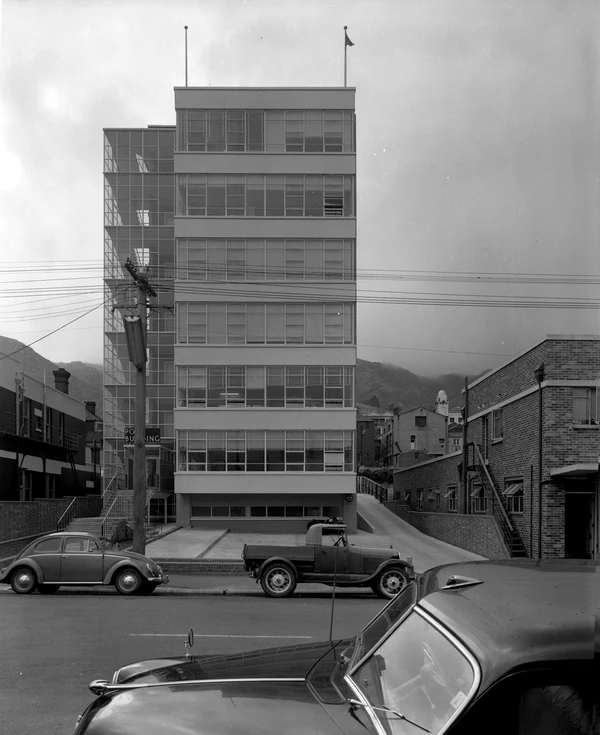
[0,497,102,559]
[384,502,509,558]
[394,454,463,512]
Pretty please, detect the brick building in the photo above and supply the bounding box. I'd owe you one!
[382,406,448,468]
[0,355,99,501]
[356,403,391,467]
[392,335,599,559]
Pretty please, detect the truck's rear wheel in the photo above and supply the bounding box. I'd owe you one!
[260,562,297,598]
[372,567,409,599]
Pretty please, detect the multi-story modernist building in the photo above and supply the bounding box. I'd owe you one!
[104,87,357,532]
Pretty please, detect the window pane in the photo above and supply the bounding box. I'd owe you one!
[247,111,264,151]
[247,303,265,344]
[265,110,284,152]
[207,175,226,216]
[265,175,284,216]
[207,111,225,151]
[266,430,284,471]
[247,175,265,217]
[305,176,323,217]
[266,304,285,343]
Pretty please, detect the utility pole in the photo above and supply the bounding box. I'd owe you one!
[124,258,157,555]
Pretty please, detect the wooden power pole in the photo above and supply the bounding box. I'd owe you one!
[124,258,157,555]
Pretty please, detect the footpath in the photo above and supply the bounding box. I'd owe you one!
[0,495,484,596]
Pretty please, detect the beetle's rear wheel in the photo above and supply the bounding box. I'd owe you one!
[260,562,297,598]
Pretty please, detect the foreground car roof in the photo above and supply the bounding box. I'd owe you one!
[417,559,599,686]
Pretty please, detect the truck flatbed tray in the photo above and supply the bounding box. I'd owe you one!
[243,545,314,562]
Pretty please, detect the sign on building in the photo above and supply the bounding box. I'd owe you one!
[124,427,161,444]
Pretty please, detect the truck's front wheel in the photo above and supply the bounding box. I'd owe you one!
[260,562,297,598]
[372,567,409,599]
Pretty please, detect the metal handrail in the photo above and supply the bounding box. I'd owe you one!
[357,476,389,503]
[472,443,514,533]
[56,497,78,532]
[101,496,133,538]
[102,472,120,501]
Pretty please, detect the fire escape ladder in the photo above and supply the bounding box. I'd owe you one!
[472,443,527,558]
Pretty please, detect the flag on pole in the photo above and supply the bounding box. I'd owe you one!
[344,27,354,47]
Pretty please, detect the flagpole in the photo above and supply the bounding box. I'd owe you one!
[184,25,188,87]
[344,26,348,87]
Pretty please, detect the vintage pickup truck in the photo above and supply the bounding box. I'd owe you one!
[242,522,415,599]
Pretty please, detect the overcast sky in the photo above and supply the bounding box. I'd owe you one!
[1,0,599,376]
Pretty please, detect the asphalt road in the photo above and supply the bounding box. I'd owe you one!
[0,591,383,734]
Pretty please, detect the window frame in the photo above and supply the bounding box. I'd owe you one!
[492,408,504,441]
[470,482,487,513]
[445,485,458,512]
[572,386,598,425]
[503,479,524,514]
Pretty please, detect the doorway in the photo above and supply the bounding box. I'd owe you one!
[564,492,594,559]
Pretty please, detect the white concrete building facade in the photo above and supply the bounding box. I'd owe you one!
[173,87,357,531]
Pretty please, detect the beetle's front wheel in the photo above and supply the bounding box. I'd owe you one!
[11,567,38,594]
[114,568,143,595]
[260,562,297,598]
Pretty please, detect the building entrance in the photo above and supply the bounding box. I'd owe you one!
[564,490,595,559]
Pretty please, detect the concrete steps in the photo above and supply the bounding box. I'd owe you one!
[68,517,104,536]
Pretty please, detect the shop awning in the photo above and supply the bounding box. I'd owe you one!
[502,483,522,496]
[549,463,598,479]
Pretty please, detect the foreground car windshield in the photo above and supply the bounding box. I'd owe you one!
[351,610,477,735]
[353,583,418,664]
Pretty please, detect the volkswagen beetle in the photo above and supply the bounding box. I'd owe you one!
[0,531,168,595]
[72,558,598,734]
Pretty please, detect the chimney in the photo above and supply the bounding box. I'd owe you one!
[85,401,96,416]
[53,368,71,395]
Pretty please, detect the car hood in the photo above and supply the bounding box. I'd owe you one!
[106,549,153,564]
[354,545,398,557]
[74,640,368,735]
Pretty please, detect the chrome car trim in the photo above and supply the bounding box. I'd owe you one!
[441,575,483,590]
[52,581,104,585]
[343,675,388,735]
[90,676,307,693]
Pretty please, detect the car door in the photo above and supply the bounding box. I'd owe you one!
[29,536,63,581]
[315,534,351,575]
[59,536,104,583]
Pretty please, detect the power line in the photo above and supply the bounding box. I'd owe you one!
[0,300,108,363]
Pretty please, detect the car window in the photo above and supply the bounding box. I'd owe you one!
[64,537,89,552]
[352,610,476,735]
[87,539,100,552]
[33,538,62,552]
